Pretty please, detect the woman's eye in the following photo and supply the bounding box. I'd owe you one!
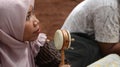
[26,11,32,21]
[26,14,31,21]
[26,9,35,21]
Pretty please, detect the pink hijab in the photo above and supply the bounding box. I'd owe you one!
[0,0,46,67]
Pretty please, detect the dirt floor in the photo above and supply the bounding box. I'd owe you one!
[35,0,83,40]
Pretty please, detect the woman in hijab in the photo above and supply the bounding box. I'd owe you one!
[0,0,71,67]
[0,0,45,67]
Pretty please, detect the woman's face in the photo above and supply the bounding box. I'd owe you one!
[23,6,41,41]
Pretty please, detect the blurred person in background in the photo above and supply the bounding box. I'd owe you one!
[61,0,120,67]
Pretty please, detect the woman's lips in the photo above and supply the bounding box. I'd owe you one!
[33,28,41,34]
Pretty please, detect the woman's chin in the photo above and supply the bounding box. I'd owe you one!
[29,35,38,41]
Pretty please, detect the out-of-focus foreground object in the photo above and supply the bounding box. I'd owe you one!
[87,54,120,67]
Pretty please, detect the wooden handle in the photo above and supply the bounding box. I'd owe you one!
[60,49,65,66]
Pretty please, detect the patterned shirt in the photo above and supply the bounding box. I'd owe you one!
[61,0,119,43]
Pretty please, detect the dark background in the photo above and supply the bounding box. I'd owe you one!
[35,0,83,40]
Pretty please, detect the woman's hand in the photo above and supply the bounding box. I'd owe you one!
[59,64,71,67]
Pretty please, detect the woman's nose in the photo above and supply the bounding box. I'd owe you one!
[33,17,39,27]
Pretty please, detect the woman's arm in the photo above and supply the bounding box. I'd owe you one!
[30,33,47,57]
[35,41,61,67]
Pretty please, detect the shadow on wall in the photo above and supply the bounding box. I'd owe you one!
[35,0,83,40]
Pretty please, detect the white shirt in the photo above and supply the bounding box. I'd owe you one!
[61,0,119,43]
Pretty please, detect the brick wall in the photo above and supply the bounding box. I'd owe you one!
[35,0,83,40]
